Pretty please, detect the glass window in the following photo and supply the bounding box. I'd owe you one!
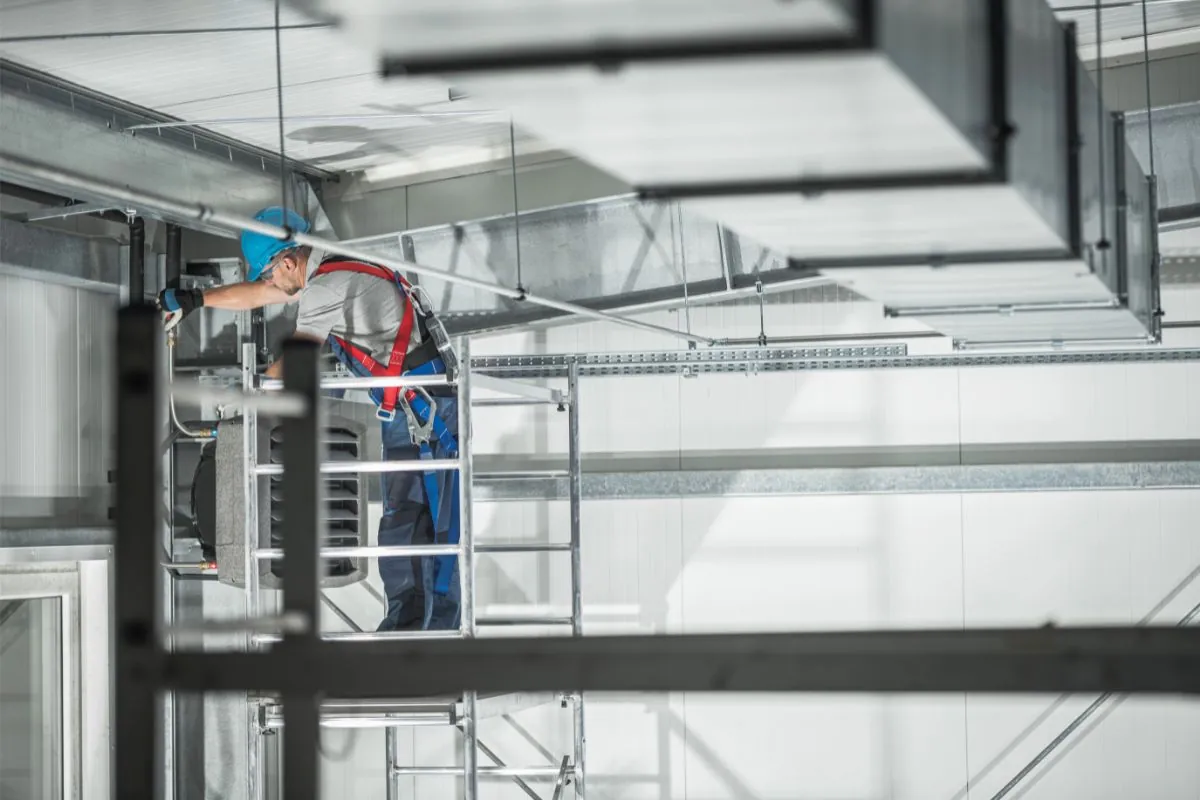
[0,596,63,800]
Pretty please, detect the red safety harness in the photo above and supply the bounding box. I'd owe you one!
[311,259,417,421]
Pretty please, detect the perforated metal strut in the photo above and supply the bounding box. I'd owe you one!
[469,345,1200,379]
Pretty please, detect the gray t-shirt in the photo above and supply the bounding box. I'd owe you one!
[293,248,420,359]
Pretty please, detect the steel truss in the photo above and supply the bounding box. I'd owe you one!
[116,307,1200,800]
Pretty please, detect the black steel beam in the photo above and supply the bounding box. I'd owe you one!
[381,32,866,77]
[1160,202,1200,225]
[160,627,1200,697]
[165,224,182,290]
[788,249,1074,272]
[1064,22,1084,257]
[636,170,997,202]
[114,305,162,800]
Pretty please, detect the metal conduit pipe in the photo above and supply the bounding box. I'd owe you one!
[128,216,145,304]
[162,224,216,440]
[0,152,714,346]
[713,330,942,347]
[166,223,182,289]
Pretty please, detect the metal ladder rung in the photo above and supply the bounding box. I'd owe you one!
[254,458,461,476]
[253,629,463,644]
[476,543,571,554]
[392,765,574,778]
[477,616,574,626]
[260,374,454,390]
[255,544,460,559]
[475,470,569,481]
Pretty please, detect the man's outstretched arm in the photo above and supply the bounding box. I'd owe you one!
[202,281,293,310]
[158,280,293,331]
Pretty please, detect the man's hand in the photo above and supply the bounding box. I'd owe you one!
[157,288,204,333]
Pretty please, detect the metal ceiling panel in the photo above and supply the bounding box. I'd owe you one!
[1051,0,1200,48]
[0,0,308,37]
[0,0,542,175]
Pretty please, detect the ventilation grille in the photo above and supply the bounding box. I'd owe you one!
[267,425,363,581]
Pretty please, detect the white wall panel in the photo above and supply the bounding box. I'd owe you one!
[0,274,113,528]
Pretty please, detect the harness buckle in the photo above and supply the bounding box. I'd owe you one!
[400,388,437,444]
[376,405,397,423]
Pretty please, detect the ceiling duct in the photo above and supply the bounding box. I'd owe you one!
[332,0,1159,346]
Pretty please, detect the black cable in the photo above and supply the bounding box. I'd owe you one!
[1095,0,1109,250]
[510,118,524,291]
[1141,0,1156,176]
[274,0,290,216]
[0,23,329,44]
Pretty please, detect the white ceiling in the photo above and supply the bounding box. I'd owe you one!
[3,0,1198,183]
[0,0,550,179]
[1047,0,1200,60]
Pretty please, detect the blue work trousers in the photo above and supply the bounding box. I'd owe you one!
[329,339,461,631]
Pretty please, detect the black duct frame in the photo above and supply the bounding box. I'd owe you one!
[382,0,877,76]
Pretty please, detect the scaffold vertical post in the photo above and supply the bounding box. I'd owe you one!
[567,359,586,798]
[457,336,480,800]
[241,341,264,800]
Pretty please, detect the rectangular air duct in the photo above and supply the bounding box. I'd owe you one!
[349,0,1159,346]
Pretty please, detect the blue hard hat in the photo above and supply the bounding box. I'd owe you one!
[241,206,311,281]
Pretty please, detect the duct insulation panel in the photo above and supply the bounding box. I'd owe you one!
[345,0,1157,345]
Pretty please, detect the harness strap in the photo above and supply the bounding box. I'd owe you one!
[313,260,460,595]
[312,260,415,420]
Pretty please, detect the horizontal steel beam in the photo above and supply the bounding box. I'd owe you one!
[474,462,1200,501]
[0,81,313,237]
[151,627,1200,695]
[0,527,113,563]
[0,58,331,181]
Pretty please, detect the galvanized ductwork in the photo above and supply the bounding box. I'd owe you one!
[332,0,1161,347]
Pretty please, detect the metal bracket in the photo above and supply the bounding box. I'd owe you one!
[551,756,573,800]
[400,389,437,444]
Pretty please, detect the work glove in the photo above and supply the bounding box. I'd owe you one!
[157,288,204,334]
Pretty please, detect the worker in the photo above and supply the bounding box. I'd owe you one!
[158,206,462,632]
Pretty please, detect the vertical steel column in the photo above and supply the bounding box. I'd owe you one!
[386,728,398,800]
[462,694,479,800]
[567,360,586,799]
[128,216,146,304]
[457,336,476,636]
[114,305,162,799]
[280,340,323,800]
[456,336,479,800]
[242,342,264,800]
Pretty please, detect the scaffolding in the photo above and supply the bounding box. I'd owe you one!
[232,337,587,798]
